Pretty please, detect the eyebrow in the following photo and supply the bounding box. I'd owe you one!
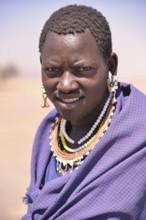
[42,60,61,66]
[73,60,96,67]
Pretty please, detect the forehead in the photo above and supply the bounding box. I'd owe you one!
[41,29,102,59]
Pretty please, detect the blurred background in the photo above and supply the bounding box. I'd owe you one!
[0,0,146,219]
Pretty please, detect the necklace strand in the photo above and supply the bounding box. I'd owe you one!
[60,129,96,153]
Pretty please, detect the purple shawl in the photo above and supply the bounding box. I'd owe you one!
[22,83,146,220]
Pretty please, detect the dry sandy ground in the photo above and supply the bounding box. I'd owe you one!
[0,77,145,220]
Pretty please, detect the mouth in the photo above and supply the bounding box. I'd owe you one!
[59,97,80,104]
[55,96,83,108]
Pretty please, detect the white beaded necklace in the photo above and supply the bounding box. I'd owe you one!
[60,93,113,145]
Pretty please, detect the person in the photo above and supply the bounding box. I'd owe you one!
[22,5,146,220]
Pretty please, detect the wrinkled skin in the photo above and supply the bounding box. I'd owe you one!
[40,29,118,141]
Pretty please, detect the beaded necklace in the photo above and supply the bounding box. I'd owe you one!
[61,93,112,145]
[50,94,116,175]
[59,119,103,153]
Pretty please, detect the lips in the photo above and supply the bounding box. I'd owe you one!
[60,97,80,103]
[55,95,83,107]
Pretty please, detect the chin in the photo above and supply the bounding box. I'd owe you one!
[57,109,82,122]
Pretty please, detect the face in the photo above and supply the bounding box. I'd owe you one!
[41,29,110,124]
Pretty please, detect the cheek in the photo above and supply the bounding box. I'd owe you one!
[41,71,49,85]
[84,77,108,108]
[86,76,107,96]
[41,73,58,97]
[42,72,55,87]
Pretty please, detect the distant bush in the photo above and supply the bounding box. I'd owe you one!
[0,64,19,80]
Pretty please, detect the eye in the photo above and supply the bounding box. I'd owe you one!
[43,67,61,77]
[73,66,96,77]
[46,67,60,72]
[78,67,92,72]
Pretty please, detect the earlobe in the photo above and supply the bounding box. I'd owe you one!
[108,52,118,76]
[107,53,118,94]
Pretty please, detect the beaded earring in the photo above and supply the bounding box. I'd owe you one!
[107,72,118,93]
[41,85,49,108]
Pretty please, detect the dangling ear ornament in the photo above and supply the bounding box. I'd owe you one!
[41,85,49,108]
[107,73,118,104]
[107,73,118,93]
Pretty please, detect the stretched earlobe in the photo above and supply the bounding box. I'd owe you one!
[41,85,49,108]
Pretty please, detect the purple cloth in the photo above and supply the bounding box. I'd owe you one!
[22,83,146,220]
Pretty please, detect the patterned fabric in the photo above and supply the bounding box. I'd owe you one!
[22,83,146,220]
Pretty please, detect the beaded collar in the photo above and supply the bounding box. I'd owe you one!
[49,93,116,176]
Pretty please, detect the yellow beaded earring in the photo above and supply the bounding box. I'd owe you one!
[41,85,49,108]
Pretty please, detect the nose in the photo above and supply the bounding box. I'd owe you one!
[57,71,79,93]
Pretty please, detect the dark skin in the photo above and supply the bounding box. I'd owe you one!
[40,29,118,148]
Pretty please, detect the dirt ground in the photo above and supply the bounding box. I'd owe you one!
[0,77,145,220]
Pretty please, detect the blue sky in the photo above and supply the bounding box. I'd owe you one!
[0,0,146,81]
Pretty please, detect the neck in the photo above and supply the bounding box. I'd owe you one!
[66,93,110,143]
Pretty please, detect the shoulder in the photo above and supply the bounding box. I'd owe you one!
[114,82,146,138]
[34,108,58,140]
[119,82,146,99]
[39,108,58,127]
[117,82,146,110]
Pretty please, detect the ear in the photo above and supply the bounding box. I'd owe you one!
[108,52,118,76]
